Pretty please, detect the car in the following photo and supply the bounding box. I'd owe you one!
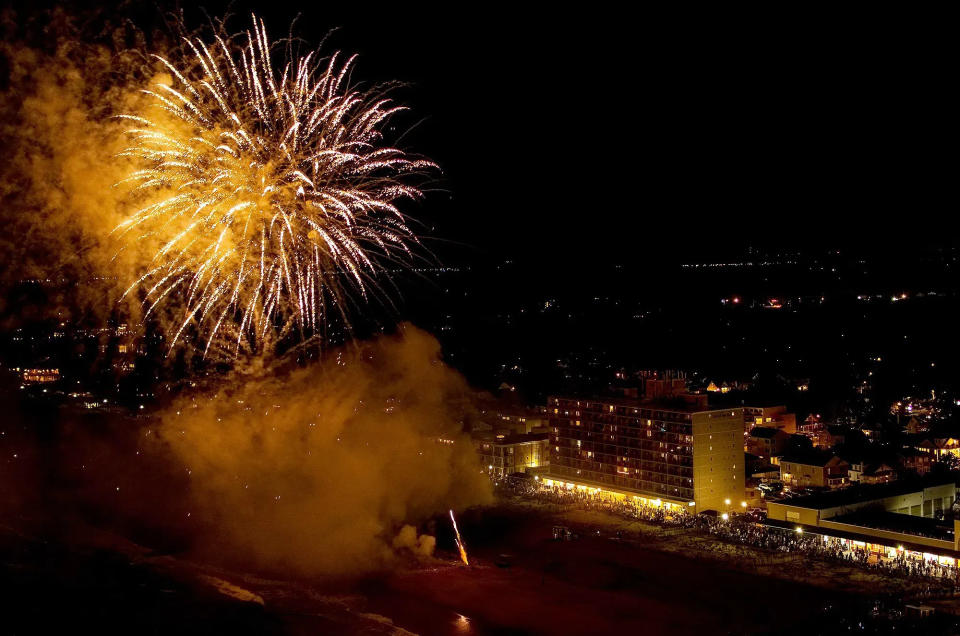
[552,525,573,541]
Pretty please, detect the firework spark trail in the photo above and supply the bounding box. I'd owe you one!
[449,509,469,565]
[116,15,435,357]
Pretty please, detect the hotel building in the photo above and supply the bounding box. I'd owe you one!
[544,395,744,513]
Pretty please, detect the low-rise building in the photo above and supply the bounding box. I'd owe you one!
[823,425,852,448]
[746,426,791,459]
[743,405,797,434]
[796,421,855,449]
[768,477,955,524]
[907,435,960,460]
[897,448,933,476]
[766,478,959,560]
[780,452,849,489]
[859,463,898,485]
[476,433,549,478]
[798,414,827,446]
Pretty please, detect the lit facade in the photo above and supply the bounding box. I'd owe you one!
[913,437,960,459]
[21,368,60,383]
[545,397,744,512]
[477,433,549,478]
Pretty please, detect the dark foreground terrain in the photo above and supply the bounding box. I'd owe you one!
[4,502,954,635]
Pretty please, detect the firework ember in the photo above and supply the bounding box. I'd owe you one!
[116,15,435,356]
[449,509,469,566]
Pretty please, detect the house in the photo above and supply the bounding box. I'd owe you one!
[798,414,824,436]
[780,452,850,489]
[847,459,865,483]
[906,416,930,434]
[859,463,898,485]
[823,425,852,448]
[897,448,933,476]
[905,434,960,460]
[746,426,791,459]
[798,415,834,447]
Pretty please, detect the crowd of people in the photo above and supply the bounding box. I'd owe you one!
[494,475,960,590]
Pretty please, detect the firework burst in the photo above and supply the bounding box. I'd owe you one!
[116,15,434,357]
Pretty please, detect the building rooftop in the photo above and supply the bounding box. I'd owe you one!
[551,394,734,414]
[829,509,953,541]
[494,433,548,445]
[897,447,932,459]
[780,450,841,467]
[750,426,784,439]
[709,397,786,409]
[861,463,897,477]
[777,475,956,511]
[765,518,958,557]
[904,426,960,443]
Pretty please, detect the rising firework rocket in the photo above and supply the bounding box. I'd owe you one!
[449,509,469,566]
[116,15,435,357]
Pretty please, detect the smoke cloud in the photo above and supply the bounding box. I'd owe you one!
[0,14,160,326]
[151,324,491,576]
[393,524,437,557]
[1,11,490,577]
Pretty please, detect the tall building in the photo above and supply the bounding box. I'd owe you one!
[544,396,744,513]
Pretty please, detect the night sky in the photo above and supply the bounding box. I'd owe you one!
[7,1,952,267]
[252,5,954,266]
